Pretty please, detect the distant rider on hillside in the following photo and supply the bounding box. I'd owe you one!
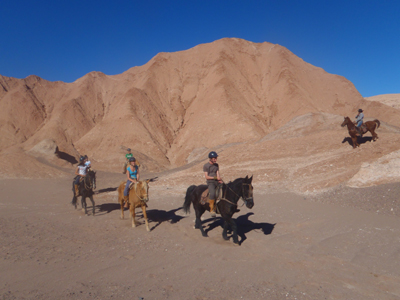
[355,108,364,136]
[203,151,223,217]
[123,148,140,173]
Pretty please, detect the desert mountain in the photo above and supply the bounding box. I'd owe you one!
[1,38,400,191]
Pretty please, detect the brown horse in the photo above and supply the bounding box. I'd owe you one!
[341,116,380,148]
[117,180,151,231]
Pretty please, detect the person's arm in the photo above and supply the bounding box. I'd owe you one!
[204,171,220,181]
[75,167,79,176]
[126,167,133,182]
[136,168,140,182]
[216,170,223,183]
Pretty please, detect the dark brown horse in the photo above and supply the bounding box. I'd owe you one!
[183,176,254,245]
[341,116,380,148]
[71,169,96,215]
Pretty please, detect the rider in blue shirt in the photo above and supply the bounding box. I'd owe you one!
[123,157,140,207]
[355,109,364,135]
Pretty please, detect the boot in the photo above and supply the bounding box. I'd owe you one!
[74,184,80,197]
[209,199,216,217]
[357,127,363,136]
[124,196,129,208]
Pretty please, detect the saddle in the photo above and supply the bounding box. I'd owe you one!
[128,182,136,190]
[357,123,367,135]
[200,185,222,205]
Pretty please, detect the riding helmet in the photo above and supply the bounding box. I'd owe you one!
[129,157,136,162]
[208,151,218,159]
[79,156,85,162]
[127,148,131,151]
[358,109,363,112]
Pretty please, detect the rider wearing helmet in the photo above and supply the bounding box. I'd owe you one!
[123,156,140,208]
[203,151,223,217]
[74,156,88,197]
[355,109,364,136]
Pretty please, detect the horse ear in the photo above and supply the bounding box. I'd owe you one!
[249,175,253,182]
[245,175,248,180]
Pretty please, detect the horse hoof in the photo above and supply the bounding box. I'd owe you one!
[233,242,240,246]
[146,227,150,232]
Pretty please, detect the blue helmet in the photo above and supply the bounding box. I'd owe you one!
[208,151,218,159]
[79,156,85,162]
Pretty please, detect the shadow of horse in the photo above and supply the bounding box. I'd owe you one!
[203,212,275,245]
[96,187,118,194]
[140,207,185,231]
[342,136,373,147]
[96,203,121,215]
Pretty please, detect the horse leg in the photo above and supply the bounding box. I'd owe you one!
[229,219,239,245]
[222,214,239,245]
[120,198,125,219]
[81,196,88,215]
[89,195,95,216]
[130,204,137,227]
[222,220,229,241]
[352,136,359,148]
[371,129,378,141]
[194,207,207,237]
[142,205,150,232]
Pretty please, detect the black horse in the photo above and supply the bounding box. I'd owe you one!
[183,176,254,245]
[71,169,96,215]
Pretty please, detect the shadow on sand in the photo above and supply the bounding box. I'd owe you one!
[96,187,118,194]
[94,204,185,231]
[202,212,275,245]
[342,136,373,147]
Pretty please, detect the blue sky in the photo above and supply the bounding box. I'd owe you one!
[1,0,399,97]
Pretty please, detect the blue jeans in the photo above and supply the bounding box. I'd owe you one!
[74,176,82,185]
[356,121,362,128]
[124,180,134,197]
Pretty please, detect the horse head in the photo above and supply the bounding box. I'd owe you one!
[241,175,254,209]
[136,179,150,202]
[341,117,350,127]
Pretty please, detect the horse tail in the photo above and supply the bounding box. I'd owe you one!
[374,119,380,129]
[71,181,76,205]
[183,185,196,214]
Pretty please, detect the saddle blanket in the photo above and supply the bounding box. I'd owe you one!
[200,187,221,205]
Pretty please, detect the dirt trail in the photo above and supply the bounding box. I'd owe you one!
[1,174,400,299]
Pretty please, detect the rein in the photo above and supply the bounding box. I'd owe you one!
[84,173,96,191]
[219,181,252,207]
[133,182,149,202]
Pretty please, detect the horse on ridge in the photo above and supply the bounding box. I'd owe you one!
[341,116,380,148]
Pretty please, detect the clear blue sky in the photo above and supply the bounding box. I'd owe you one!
[1,0,399,97]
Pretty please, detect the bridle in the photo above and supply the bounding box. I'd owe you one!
[133,181,149,202]
[219,181,253,207]
[84,171,96,191]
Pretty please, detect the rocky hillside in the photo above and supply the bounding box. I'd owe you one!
[1,38,400,191]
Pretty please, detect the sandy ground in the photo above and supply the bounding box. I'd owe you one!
[1,171,400,300]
